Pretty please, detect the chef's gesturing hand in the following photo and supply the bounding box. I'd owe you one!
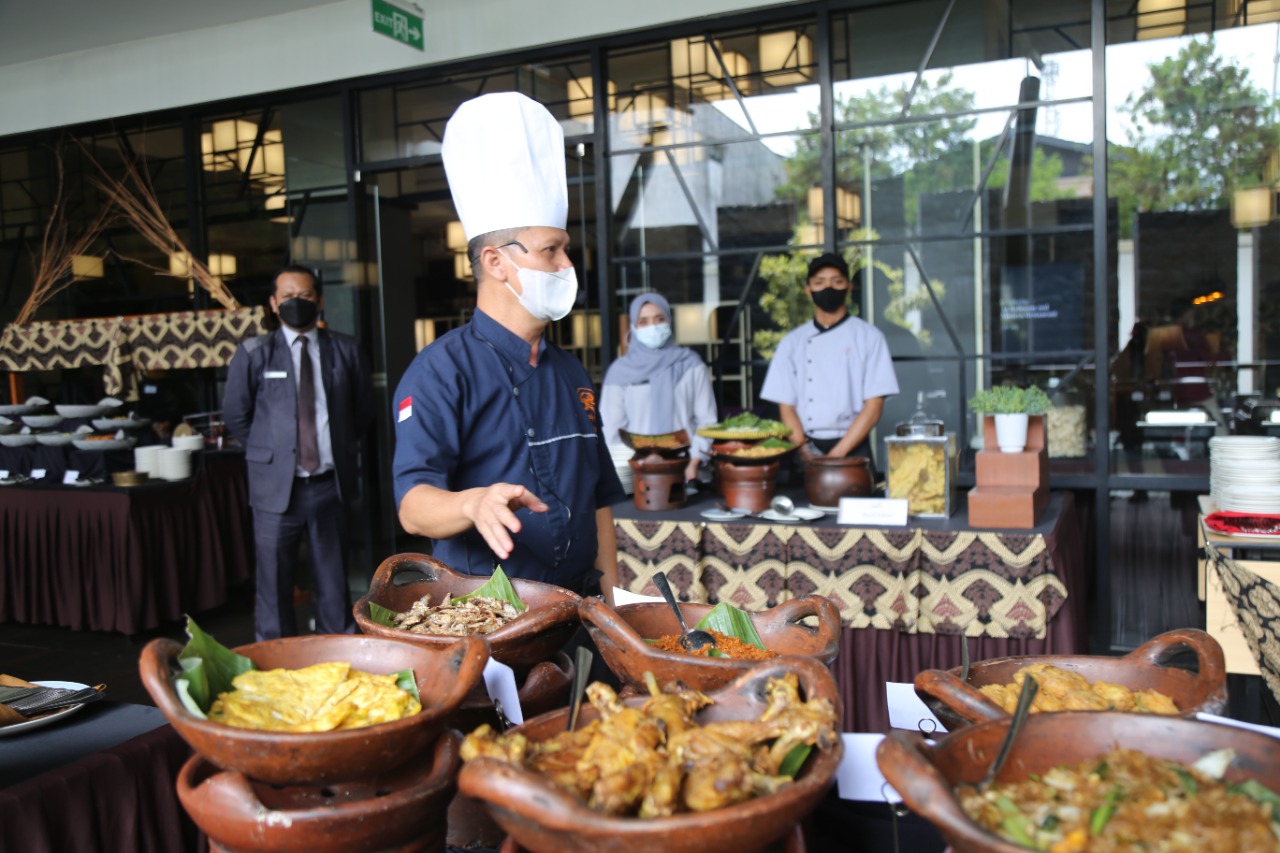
[465,483,548,559]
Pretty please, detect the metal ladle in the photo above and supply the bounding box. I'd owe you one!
[979,676,1039,789]
[770,495,796,517]
[652,571,717,653]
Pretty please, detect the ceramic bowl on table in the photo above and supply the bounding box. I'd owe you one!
[876,711,1280,853]
[913,628,1227,731]
[580,594,841,693]
[0,416,15,435]
[458,656,843,853]
[139,633,488,786]
[177,730,462,853]
[354,553,582,679]
[34,432,74,447]
[55,403,113,419]
[0,432,37,448]
[72,436,137,452]
[172,433,206,451]
[92,416,151,431]
[21,414,63,430]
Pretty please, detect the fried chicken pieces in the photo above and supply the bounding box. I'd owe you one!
[460,671,837,818]
[978,663,1180,715]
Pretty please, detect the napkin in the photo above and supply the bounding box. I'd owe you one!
[0,673,37,726]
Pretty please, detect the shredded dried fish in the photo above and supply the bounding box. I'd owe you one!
[394,593,520,636]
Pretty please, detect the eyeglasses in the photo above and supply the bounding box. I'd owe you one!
[498,240,529,254]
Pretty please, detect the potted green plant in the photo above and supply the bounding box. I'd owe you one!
[967,385,1052,453]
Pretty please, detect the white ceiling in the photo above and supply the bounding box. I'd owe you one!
[0,0,334,67]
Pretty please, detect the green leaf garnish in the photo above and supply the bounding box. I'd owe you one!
[177,615,255,713]
[393,669,420,703]
[369,601,399,627]
[456,565,527,612]
[779,744,811,778]
[694,602,766,651]
[1231,779,1280,819]
[1089,787,1123,835]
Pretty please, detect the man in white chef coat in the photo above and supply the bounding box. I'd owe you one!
[760,253,899,475]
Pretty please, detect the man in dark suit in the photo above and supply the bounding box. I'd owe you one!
[223,265,374,640]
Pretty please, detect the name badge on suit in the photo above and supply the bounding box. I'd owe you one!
[264,370,288,379]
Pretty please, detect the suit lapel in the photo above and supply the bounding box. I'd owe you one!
[318,329,337,407]
[270,328,298,418]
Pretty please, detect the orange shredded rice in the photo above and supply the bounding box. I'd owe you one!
[652,629,777,659]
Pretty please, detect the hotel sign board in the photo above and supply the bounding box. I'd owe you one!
[372,0,424,51]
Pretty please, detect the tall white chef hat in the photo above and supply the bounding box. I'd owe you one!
[442,92,567,241]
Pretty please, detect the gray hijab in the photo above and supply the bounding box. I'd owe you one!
[603,292,704,433]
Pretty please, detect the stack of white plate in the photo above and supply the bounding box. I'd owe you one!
[134,445,163,476]
[608,443,635,495]
[172,434,205,452]
[1209,436,1280,512]
[157,448,192,481]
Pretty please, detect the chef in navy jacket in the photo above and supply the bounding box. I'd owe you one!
[391,92,624,597]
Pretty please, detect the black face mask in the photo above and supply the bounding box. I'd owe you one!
[811,286,848,313]
[277,297,319,329]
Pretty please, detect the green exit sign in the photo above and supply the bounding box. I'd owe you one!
[372,0,424,51]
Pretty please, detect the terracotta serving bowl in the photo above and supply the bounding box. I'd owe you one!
[139,633,488,786]
[877,711,1280,853]
[804,455,872,506]
[458,656,843,853]
[495,825,807,853]
[354,553,581,678]
[914,628,1227,730]
[580,594,841,693]
[178,730,461,853]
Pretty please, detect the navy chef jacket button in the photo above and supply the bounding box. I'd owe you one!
[527,427,535,438]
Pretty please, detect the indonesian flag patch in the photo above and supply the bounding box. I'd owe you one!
[398,396,413,423]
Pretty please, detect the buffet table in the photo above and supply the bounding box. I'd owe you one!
[613,490,1086,732]
[0,450,253,634]
[0,704,197,852]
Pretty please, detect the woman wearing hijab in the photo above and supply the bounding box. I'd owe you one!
[601,292,718,483]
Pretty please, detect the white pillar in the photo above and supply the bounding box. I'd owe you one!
[1117,239,1135,351]
[1238,230,1256,394]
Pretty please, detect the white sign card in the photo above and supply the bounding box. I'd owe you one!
[30,468,47,480]
[613,587,664,606]
[62,470,81,485]
[885,682,948,734]
[839,497,909,527]
[836,733,902,802]
[0,470,8,480]
[482,657,524,727]
[1196,712,1280,740]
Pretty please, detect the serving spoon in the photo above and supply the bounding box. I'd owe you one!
[652,571,717,653]
[978,676,1039,789]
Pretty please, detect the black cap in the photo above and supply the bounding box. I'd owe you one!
[808,253,848,280]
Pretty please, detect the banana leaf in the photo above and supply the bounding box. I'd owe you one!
[369,601,399,627]
[175,615,255,715]
[393,669,421,703]
[455,565,527,612]
[693,602,766,651]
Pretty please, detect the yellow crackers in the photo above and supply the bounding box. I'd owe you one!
[208,662,421,732]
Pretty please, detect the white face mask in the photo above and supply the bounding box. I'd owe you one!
[633,322,672,350]
[499,249,578,322]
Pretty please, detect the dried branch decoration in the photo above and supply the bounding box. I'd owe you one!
[77,139,240,310]
[14,148,116,326]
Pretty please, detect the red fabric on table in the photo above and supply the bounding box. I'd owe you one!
[1204,511,1280,536]
[0,725,198,853]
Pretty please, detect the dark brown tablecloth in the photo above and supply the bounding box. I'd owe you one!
[0,451,253,634]
[0,721,196,853]
[612,490,1087,733]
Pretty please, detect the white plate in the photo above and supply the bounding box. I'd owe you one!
[55,404,113,419]
[72,438,137,452]
[0,433,37,447]
[91,417,151,431]
[759,507,825,523]
[0,680,91,737]
[700,508,750,521]
[0,404,40,416]
[806,504,839,514]
[35,432,74,446]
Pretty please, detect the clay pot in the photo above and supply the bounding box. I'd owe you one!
[446,652,576,849]
[353,553,581,679]
[803,456,872,506]
[913,628,1227,731]
[630,455,688,511]
[714,459,780,512]
[139,633,487,786]
[877,711,1280,853]
[497,824,807,853]
[177,730,461,853]
[579,595,841,693]
[458,657,843,853]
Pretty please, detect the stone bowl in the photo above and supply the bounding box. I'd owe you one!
[876,711,1280,853]
[913,628,1227,730]
[139,633,488,786]
[458,656,843,853]
[177,730,461,853]
[580,594,841,693]
[354,553,581,679]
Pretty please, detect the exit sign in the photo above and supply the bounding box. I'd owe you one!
[372,0,424,51]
